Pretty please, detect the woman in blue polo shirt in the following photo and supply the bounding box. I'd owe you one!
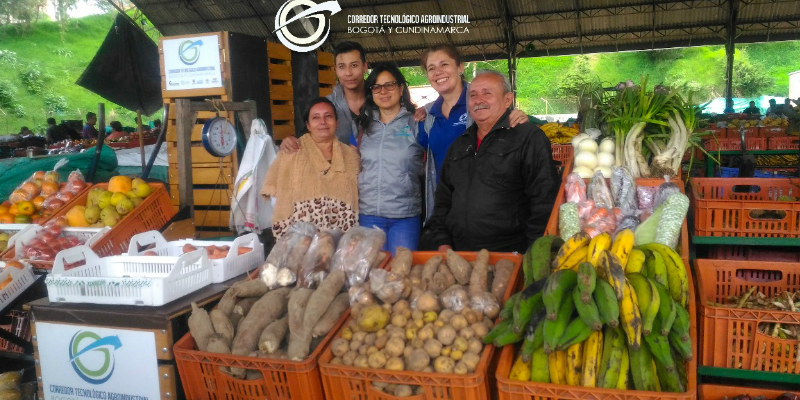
[417,44,529,222]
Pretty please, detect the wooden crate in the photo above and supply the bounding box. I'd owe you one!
[319,50,335,97]
[168,165,234,186]
[193,210,231,228]
[267,41,294,140]
[169,187,233,207]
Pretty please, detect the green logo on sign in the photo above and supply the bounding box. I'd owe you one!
[69,331,122,384]
[179,39,202,65]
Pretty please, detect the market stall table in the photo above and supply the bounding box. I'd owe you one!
[27,277,239,400]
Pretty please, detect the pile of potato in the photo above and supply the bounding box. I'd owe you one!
[329,248,513,393]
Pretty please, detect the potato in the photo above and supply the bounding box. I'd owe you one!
[471,322,488,338]
[412,310,424,321]
[422,366,434,373]
[462,352,481,372]
[375,334,389,350]
[450,315,468,331]
[438,309,455,322]
[468,338,483,354]
[388,329,405,340]
[417,326,434,341]
[424,339,442,358]
[353,331,367,343]
[362,333,376,346]
[451,349,463,361]
[434,356,455,373]
[354,355,369,368]
[368,351,387,368]
[343,351,358,366]
[463,309,478,324]
[485,319,494,329]
[341,327,354,340]
[331,338,349,357]
[376,328,386,337]
[413,319,424,329]
[441,346,452,357]
[372,381,389,389]
[392,314,408,328]
[386,357,405,371]
[349,340,361,352]
[437,326,457,346]
[359,344,370,355]
[331,357,343,365]
[402,309,413,319]
[416,385,426,395]
[386,337,406,357]
[454,361,469,375]
[393,300,410,314]
[367,346,379,355]
[406,327,417,340]
[453,337,469,352]
[385,384,397,394]
[403,346,413,358]
[394,385,413,398]
[404,348,430,372]
[415,292,440,312]
[410,338,424,349]
[460,327,475,340]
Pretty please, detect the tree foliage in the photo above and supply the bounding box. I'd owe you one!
[0,0,46,29]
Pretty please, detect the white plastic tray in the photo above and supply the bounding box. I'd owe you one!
[45,245,211,306]
[127,231,264,283]
[0,262,36,313]
[1,224,34,248]
[11,225,109,256]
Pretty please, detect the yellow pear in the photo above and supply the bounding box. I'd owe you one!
[97,191,114,209]
[133,182,152,198]
[100,206,121,227]
[84,205,101,224]
[115,198,134,215]
[87,187,105,206]
[131,178,146,187]
[129,196,144,208]
[109,192,128,207]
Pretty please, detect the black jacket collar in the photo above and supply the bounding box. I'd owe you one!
[465,107,513,138]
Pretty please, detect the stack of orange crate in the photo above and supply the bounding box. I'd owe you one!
[267,42,295,141]
[318,50,335,98]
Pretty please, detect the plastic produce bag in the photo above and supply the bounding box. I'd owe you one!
[332,226,386,287]
[348,283,374,306]
[297,229,341,289]
[588,170,614,210]
[369,269,406,304]
[558,202,581,240]
[439,286,468,312]
[577,199,595,221]
[614,215,640,236]
[583,208,616,237]
[653,177,682,210]
[610,166,637,216]
[469,292,500,318]
[636,186,658,215]
[261,222,316,287]
[564,173,587,204]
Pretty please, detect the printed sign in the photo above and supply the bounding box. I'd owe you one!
[162,34,223,91]
[37,322,160,400]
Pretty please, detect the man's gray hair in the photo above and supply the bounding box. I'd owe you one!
[474,69,512,94]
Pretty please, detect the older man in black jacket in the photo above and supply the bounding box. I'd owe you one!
[426,70,560,253]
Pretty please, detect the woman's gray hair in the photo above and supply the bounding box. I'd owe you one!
[474,70,512,94]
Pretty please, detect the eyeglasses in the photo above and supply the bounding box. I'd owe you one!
[371,81,398,93]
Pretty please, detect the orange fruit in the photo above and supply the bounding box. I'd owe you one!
[8,204,18,216]
[0,213,13,224]
[20,181,40,197]
[44,171,60,183]
[32,196,46,211]
[16,201,35,216]
[41,181,59,196]
[0,205,8,215]
[9,190,29,204]
[14,214,30,223]
[32,171,46,180]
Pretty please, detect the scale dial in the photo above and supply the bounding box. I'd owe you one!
[201,117,237,157]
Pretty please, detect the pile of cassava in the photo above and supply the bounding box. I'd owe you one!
[187,224,387,380]
[328,248,514,394]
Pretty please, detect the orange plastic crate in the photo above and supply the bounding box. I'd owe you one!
[703,126,728,139]
[699,384,792,400]
[704,137,767,152]
[759,126,788,138]
[173,255,390,400]
[2,183,176,270]
[320,251,521,400]
[768,136,799,150]
[727,126,758,139]
[551,145,574,167]
[690,178,800,238]
[696,259,800,374]
[495,262,697,400]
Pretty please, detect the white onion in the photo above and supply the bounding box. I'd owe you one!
[577,139,598,153]
[597,152,615,168]
[574,151,598,170]
[572,134,590,148]
[599,138,615,154]
[594,166,613,178]
[573,166,594,179]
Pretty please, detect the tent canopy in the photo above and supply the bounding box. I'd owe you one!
[77,13,163,115]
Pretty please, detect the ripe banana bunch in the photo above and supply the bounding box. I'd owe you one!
[542,122,579,144]
[508,230,692,392]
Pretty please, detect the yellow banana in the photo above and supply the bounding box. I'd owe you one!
[566,342,583,386]
[619,278,642,350]
[652,360,661,392]
[548,350,567,385]
[509,353,531,381]
[554,232,591,267]
[588,233,612,267]
[557,246,589,271]
[615,346,630,390]
[611,229,635,267]
[624,248,646,274]
[581,330,603,387]
[598,251,625,300]
[638,243,688,307]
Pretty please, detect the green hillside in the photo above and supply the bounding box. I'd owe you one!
[0,13,157,135]
[1,11,799,134]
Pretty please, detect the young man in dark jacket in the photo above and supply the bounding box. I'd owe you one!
[426,70,560,253]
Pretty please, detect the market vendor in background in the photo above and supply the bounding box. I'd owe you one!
[424,70,560,253]
[45,118,78,143]
[416,44,529,224]
[742,101,760,116]
[766,99,781,116]
[261,97,360,237]
[82,112,99,139]
[354,63,424,254]
[280,41,425,151]
[106,121,128,141]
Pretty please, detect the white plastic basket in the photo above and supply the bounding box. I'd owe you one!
[12,225,109,255]
[1,224,34,249]
[0,262,36,313]
[127,231,264,283]
[45,245,212,306]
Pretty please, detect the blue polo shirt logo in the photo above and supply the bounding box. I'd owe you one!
[395,126,412,137]
[454,113,468,126]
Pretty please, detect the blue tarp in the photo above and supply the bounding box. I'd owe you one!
[701,96,791,114]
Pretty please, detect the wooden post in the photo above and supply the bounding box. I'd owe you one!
[237,100,258,140]
[137,110,145,174]
[97,103,105,137]
[175,99,194,215]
